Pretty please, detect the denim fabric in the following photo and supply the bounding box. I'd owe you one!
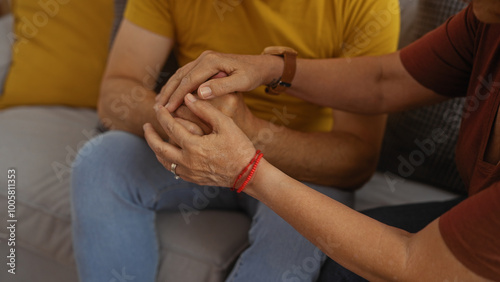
[71,130,354,282]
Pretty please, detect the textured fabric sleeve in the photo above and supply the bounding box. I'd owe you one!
[399,5,478,97]
[124,0,174,38]
[439,182,500,280]
[340,0,401,58]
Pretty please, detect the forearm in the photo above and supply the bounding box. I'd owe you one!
[287,56,386,113]
[262,52,444,114]
[245,159,411,281]
[246,161,485,281]
[99,77,168,139]
[247,117,378,188]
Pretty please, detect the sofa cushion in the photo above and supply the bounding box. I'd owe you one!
[377,0,468,195]
[0,107,100,266]
[157,211,251,282]
[0,107,252,282]
[0,0,113,109]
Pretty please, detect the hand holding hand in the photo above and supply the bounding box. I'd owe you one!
[144,94,257,187]
[156,51,280,112]
[172,92,252,136]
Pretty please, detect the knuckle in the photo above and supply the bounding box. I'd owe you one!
[166,122,176,135]
[174,67,187,81]
[180,74,192,86]
[204,51,220,62]
[201,50,215,57]
[154,143,165,155]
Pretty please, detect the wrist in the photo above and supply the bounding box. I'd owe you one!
[238,106,263,141]
[261,46,298,95]
[231,150,264,193]
[242,158,270,198]
[260,55,285,86]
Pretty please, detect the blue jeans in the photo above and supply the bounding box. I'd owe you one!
[71,131,354,282]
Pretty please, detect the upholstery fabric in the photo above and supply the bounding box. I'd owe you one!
[377,0,468,194]
[0,0,113,109]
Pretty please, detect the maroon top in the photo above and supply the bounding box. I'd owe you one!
[400,4,500,280]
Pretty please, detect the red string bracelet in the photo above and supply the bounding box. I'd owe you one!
[231,150,263,192]
[236,153,263,193]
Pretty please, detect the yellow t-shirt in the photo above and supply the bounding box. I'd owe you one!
[125,0,400,132]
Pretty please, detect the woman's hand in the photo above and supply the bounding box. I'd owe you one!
[155,51,283,112]
[144,93,257,187]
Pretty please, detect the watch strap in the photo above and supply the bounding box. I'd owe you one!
[262,46,298,95]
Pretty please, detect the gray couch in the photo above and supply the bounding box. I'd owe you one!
[0,0,466,281]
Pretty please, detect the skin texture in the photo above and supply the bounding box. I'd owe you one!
[144,96,488,281]
[472,0,500,23]
[101,19,388,188]
[145,0,499,279]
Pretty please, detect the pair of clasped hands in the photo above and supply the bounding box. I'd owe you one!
[143,51,279,188]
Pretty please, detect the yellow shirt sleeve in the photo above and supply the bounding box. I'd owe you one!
[340,0,400,58]
[124,0,174,38]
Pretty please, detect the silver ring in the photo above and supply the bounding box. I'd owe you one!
[170,163,180,180]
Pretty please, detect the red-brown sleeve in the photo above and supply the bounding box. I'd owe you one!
[439,182,500,280]
[399,5,479,97]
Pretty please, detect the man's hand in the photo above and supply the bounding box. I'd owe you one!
[172,92,253,136]
[155,51,283,112]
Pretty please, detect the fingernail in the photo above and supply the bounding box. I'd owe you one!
[153,104,159,111]
[186,93,197,103]
[199,87,212,99]
[165,102,170,109]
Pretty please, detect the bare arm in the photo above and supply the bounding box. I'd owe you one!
[99,19,173,137]
[144,97,486,281]
[288,52,449,114]
[246,160,486,281]
[158,51,448,115]
[243,108,386,188]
